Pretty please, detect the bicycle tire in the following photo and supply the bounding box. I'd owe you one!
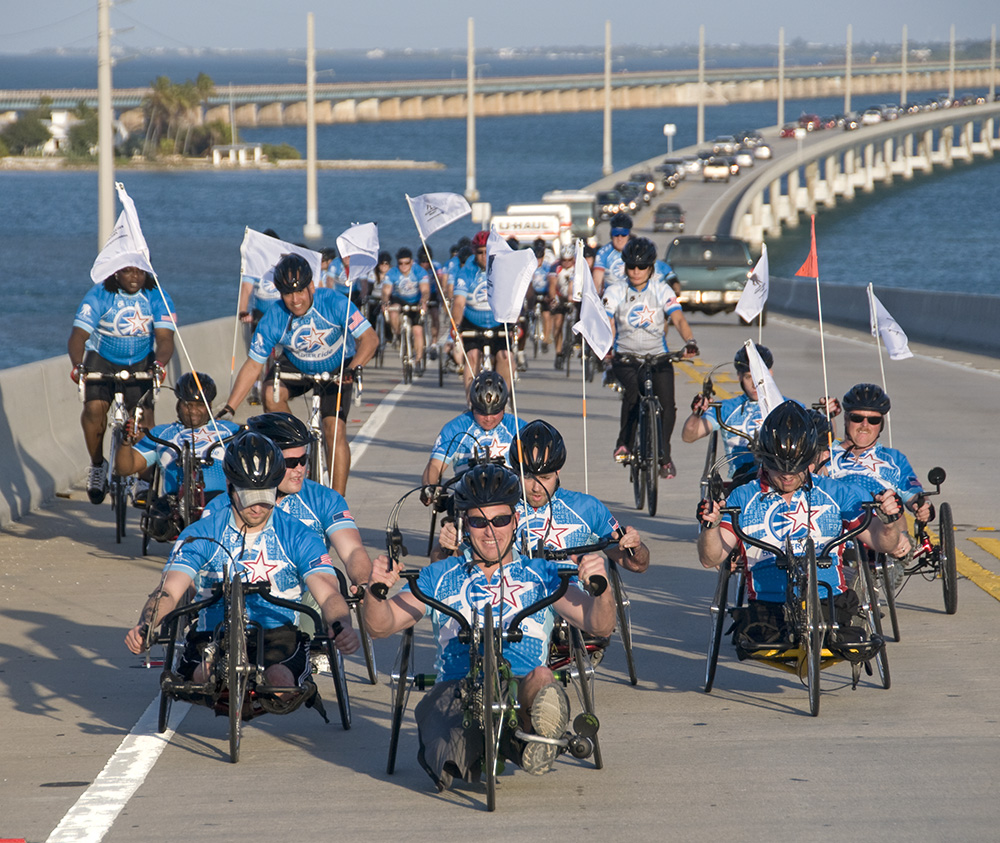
[401,318,413,384]
[805,540,822,717]
[482,603,498,812]
[179,446,193,528]
[109,427,126,543]
[631,417,646,511]
[386,627,413,774]
[157,617,179,733]
[878,554,902,642]
[375,313,386,368]
[645,404,659,518]
[141,464,160,557]
[856,545,890,689]
[353,600,378,684]
[438,344,445,387]
[563,319,573,379]
[584,349,596,383]
[327,639,352,730]
[704,561,732,693]
[227,577,249,763]
[609,561,637,685]
[570,625,602,769]
[939,503,958,615]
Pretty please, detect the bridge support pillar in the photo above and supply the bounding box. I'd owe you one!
[919,129,934,172]
[862,142,875,192]
[234,103,258,127]
[823,155,838,207]
[766,178,783,239]
[901,133,914,179]
[785,168,801,227]
[804,160,818,216]
[984,118,996,158]
[940,125,954,168]
[841,148,856,199]
[960,120,974,160]
[882,138,894,185]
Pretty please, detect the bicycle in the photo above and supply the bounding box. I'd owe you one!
[78,368,157,544]
[615,350,685,517]
[704,501,888,716]
[458,326,512,377]
[528,300,544,358]
[394,303,426,384]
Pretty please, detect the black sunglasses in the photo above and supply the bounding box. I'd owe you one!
[625,263,652,271]
[466,513,514,529]
[848,413,882,425]
[283,454,310,468]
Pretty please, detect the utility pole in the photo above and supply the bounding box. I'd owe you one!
[949,24,956,101]
[777,27,785,127]
[602,21,612,176]
[901,24,908,107]
[697,25,705,146]
[465,17,479,202]
[303,12,322,240]
[845,24,853,116]
[97,0,114,248]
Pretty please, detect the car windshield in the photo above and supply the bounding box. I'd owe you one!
[668,240,749,265]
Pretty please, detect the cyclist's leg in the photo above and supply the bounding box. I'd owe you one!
[494,349,514,396]
[81,398,111,464]
[462,348,481,396]
[610,358,641,452]
[320,383,353,495]
[551,310,564,356]
[651,360,678,467]
[412,323,425,363]
[386,306,401,343]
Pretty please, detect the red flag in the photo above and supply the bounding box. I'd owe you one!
[795,215,818,278]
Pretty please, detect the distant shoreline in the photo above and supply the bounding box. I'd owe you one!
[0,157,445,172]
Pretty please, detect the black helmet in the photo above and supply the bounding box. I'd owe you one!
[509,420,566,475]
[734,343,774,374]
[247,412,312,450]
[621,237,656,268]
[223,431,286,489]
[272,253,313,294]
[807,408,833,440]
[320,247,337,262]
[396,247,412,262]
[175,372,216,404]
[756,401,818,474]
[842,383,891,415]
[531,239,547,259]
[453,464,522,511]
[469,371,508,415]
[609,211,633,231]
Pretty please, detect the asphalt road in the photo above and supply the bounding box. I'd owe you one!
[2,314,998,843]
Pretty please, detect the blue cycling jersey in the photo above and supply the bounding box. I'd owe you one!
[515,487,620,555]
[530,262,551,294]
[382,265,429,304]
[454,259,500,328]
[167,506,336,631]
[828,441,924,504]
[249,288,372,374]
[410,548,563,681]
[242,270,283,315]
[429,412,525,473]
[705,394,795,478]
[133,419,240,494]
[73,285,176,366]
[595,243,625,288]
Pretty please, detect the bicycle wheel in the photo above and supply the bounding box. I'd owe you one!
[609,561,637,685]
[856,546,890,690]
[326,639,352,730]
[877,554,901,642]
[353,600,378,684]
[109,427,126,543]
[401,320,413,384]
[141,464,160,557]
[645,404,659,518]
[563,321,573,378]
[482,603,498,812]
[569,625,602,769]
[157,618,179,733]
[375,312,386,368]
[584,349,596,383]
[386,627,413,774]
[438,343,445,387]
[938,503,958,615]
[227,577,249,763]
[631,418,646,511]
[704,561,732,693]
[531,310,541,358]
[804,540,822,717]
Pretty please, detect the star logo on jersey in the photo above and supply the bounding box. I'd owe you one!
[482,568,532,610]
[295,321,331,352]
[482,434,509,461]
[187,427,219,451]
[777,497,832,536]
[848,449,890,475]
[120,308,152,335]
[241,547,280,583]
[526,513,579,550]
[627,302,657,328]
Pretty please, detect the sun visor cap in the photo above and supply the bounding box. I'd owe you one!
[233,487,277,510]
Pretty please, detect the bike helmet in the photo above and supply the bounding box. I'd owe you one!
[842,383,891,415]
[755,401,818,474]
[223,431,286,490]
[418,245,433,263]
[560,243,576,260]
[246,412,312,450]
[609,211,633,231]
[807,408,833,440]
[469,371,508,415]
[175,372,216,404]
[453,464,522,511]
[733,343,774,374]
[621,237,657,269]
[272,253,313,294]
[531,239,547,259]
[472,230,490,249]
[396,247,413,262]
[508,419,566,475]
[320,247,337,262]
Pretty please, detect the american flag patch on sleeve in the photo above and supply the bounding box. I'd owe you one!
[310,553,335,570]
[348,310,365,331]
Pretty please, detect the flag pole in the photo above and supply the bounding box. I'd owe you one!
[405,194,473,381]
[808,216,833,435]
[581,350,590,495]
[867,283,892,447]
[230,228,249,393]
[327,270,356,489]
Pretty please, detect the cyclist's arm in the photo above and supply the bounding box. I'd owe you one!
[237,279,254,320]
[351,326,378,368]
[667,308,695,348]
[451,294,466,328]
[114,443,149,477]
[124,570,192,654]
[223,357,265,412]
[326,526,373,589]
[418,279,430,310]
[363,554,426,637]
[591,266,606,294]
[153,327,175,369]
[68,326,90,368]
[553,553,615,637]
[696,501,736,568]
[303,571,359,654]
[421,457,447,487]
[856,490,904,553]
[607,525,649,573]
[681,402,712,442]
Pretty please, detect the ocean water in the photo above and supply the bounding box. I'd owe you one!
[1,54,998,369]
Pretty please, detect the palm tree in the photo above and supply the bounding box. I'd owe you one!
[142,75,176,156]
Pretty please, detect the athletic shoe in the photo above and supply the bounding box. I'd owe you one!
[614,445,630,463]
[247,384,261,405]
[541,342,549,354]
[132,479,151,508]
[87,459,109,505]
[520,683,570,775]
[659,461,677,480]
[554,354,563,370]
[427,346,439,361]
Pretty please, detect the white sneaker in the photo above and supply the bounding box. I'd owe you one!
[87,459,109,505]
[521,683,570,775]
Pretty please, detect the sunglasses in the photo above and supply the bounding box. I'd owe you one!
[283,454,310,468]
[475,248,488,254]
[625,263,652,271]
[465,513,514,529]
[610,228,630,237]
[848,413,883,425]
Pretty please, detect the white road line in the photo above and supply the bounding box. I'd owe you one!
[47,699,191,843]
[350,381,412,463]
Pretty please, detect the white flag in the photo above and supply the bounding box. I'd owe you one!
[868,285,913,361]
[89,183,156,283]
[745,339,783,418]
[240,228,322,286]
[573,241,614,359]
[336,222,379,282]
[735,243,769,323]
[485,229,534,323]
[406,192,472,240]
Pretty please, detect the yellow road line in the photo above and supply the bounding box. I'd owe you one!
[963,537,1000,602]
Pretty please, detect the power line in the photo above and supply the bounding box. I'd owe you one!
[0,7,92,40]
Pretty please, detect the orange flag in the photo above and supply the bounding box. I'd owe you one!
[795,215,818,278]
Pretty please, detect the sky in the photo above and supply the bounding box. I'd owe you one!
[1,0,997,54]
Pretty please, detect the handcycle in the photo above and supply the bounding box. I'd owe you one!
[270,364,362,488]
[147,542,352,763]
[615,350,686,518]
[703,500,889,716]
[860,467,957,642]
[78,368,157,544]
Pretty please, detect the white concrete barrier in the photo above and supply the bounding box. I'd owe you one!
[0,317,235,528]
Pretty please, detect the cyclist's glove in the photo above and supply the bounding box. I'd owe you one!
[697,499,718,529]
[71,364,85,384]
[216,404,236,420]
[420,484,439,507]
[151,361,168,385]
[876,491,903,523]
[684,339,700,356]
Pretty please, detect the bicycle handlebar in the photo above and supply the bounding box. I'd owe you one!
[77,368,156,403]
[615,350,687,366]
[539,537,611,597]
[142,428,235,464]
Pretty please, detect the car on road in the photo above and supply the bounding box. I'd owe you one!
[734,148,755,169]
[737,129,764,148]
[681,155,704,176]
[711,135,738,155]
[779,123,799,138]
[652,202,685,232]
[596,189,625,220]
[799,113,822,131]
[657,163,682,188]
[861,107,884,125]
[665,235,755,318]
[702,157,731,183]
[843,112,861,130]
[752,142,772,159]
[631,171,659,198]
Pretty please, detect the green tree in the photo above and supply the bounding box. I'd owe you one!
[68,113,99,157]
[1,111,51,155]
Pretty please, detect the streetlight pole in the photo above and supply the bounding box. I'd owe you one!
[465,17,479,202]
[602,20,612,176]
[97,0,114,248]
[303,12,322,241]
